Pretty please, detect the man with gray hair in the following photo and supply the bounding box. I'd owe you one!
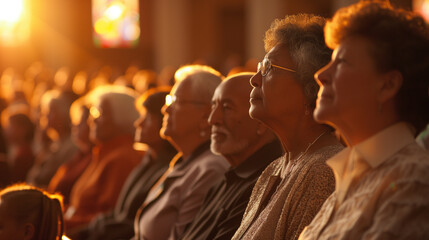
[133,65,230,240]
[65,85,142,231]
[180,73,282,240]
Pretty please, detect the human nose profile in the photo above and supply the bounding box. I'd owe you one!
[250,72,261,88]
[314,63,332,86]
[208,104,222,126]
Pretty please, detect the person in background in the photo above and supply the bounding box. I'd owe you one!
[0,104,35,183]
[180,73,283,240]
[299,2,429,239]
[232,14,343,240]
[26,89,78,188]
[0,183,64,240]
[64,85,142,231]
[48,97,93,206]
[70,87,177,240]
[133,65,230,240]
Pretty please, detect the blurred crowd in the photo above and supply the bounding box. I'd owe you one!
[0,1,429,240]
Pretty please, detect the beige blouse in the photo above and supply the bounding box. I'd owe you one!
[299,123,429,240]
[232,143,343,240]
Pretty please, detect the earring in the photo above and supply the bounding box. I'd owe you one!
[378,103,383,113]
[304,105,311,116]
[200,131,207,137]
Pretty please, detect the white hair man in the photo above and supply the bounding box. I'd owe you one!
[65,85,142,231]
[133,65,230,240]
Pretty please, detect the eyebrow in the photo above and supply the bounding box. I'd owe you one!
[212,98,234,105]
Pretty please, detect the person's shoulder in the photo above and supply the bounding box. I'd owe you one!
[313,142,344,161]
[306,143,343,172]
[262,155,284,173]
[384,142,429,181]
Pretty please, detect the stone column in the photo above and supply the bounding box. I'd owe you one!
[153,0,191,72]
[245,0,287,61]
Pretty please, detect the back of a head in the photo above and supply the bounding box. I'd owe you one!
[264,14,332,109]
[0,184,64,240]
[136,86,172,117]
[1,103,35,143]
[40,89,77,129]
[87,85,139,136]
[174,64,224,104]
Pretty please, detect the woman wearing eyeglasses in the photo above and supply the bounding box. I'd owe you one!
[232,14,344,240]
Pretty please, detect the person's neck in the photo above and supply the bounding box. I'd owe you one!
[336,109,400,147]
[274,118,329,162]
[340,119,400,147]
[176,138,209,160]
[147,141,167,159]
[226,133,276,167]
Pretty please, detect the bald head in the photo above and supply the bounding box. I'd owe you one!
[208,73,275,166]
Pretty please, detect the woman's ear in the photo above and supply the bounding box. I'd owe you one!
[378,70,403,104]
[256,122,268,136]
[23,223,35,240]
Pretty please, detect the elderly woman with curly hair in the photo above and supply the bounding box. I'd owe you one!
[299,1,429,240]
[232,14,344,240]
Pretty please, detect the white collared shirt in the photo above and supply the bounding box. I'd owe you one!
[299,122,429,240]
[327,122,415,206]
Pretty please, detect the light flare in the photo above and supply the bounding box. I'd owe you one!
[0,0,24,23]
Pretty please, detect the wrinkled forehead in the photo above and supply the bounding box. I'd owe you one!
[265,44,296,66]
[171,78,195,98]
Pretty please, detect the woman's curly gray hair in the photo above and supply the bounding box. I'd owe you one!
[264,14,332,109]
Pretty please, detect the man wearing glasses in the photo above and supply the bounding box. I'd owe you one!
[133,65,229,240]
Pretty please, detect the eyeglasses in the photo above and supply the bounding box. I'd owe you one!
[165,94,207,107]
[257,58,296,76]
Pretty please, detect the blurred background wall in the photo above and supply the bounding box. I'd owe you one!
[0,0,416,76]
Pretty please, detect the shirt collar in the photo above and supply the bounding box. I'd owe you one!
[327,122,415,176]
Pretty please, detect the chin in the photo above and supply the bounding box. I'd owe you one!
[313,105,334,125]
[160,128,169,138]
[210,142,228,155]
[249,105,264,121]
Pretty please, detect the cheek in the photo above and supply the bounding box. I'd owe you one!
[260,79,281,110]
[334,73,375,108]
[143,122,159,136]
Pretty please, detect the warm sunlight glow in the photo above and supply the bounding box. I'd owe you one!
[0,0,29,46]
[94,17,114,35]
[165,94,173,106]
[92,0,140,48]
[414,0,429,22]
[0,0,24,23]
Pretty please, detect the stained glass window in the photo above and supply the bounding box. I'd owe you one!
[92,0,140,48]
